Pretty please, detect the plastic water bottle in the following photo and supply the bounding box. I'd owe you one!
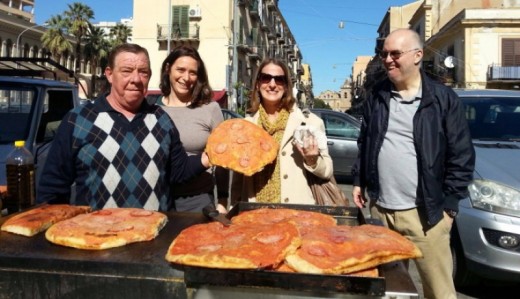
[5,140,35,214]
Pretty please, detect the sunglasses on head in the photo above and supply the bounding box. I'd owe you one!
[258,73,287,85]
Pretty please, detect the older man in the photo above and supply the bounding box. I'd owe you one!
[38,43,210,211]
[352,29,475,299]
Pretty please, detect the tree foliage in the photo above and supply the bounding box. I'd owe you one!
[41,2,132,76]
[41,15,73,61]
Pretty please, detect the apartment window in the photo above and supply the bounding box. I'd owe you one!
[502,38,520,66]
[172,5,189,38]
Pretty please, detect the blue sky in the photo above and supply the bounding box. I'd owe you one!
[36,0,414,95]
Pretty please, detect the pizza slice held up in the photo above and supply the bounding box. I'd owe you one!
[205,118,279,176]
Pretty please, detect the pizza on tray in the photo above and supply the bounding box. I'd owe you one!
[166,221,301,269]
[285,224,423,275]
[1,204,91,237]
[166,208,422,277]
[45,208,167,250]
[205,118,279,176]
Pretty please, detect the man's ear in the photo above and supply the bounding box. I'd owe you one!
[105,67,113,83]
[414,50,424,65]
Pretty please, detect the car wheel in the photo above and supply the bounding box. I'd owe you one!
[451,224,481,287]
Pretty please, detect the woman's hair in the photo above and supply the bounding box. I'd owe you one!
[159,45,213,107]
[248,58,295,114]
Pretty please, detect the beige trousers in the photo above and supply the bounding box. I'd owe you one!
[370,204,457,299]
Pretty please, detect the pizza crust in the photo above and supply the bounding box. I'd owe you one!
[1,204,91,237]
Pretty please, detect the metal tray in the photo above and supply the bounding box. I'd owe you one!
[180,202,386,296]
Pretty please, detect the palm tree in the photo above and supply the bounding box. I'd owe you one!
[84,24,108,75]
[64,2,94,74]
[84,24,110,98]
[41,15,73,62]
[109,23,132,47]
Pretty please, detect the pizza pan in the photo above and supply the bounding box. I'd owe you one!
[181,202,388,296]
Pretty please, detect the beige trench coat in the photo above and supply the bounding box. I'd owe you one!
[230,106,333,206]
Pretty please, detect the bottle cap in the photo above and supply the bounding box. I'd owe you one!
[14,140,25,147]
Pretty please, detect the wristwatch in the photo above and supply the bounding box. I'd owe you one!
[444,208,458,218]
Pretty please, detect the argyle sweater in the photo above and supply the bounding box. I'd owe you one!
[37,95,205,211]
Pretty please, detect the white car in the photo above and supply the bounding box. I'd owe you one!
[452,88,520,286]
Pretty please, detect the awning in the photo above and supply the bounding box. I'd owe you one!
[212,89,228,108]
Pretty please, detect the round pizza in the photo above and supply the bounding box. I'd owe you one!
[205,118,279,176]
[45,208,168,250]
[165,221,301,269]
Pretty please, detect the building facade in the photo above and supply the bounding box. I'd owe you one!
[132,0,304,110]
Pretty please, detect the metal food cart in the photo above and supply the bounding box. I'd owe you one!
[0,204,419,299]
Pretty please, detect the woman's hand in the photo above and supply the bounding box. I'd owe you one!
[294,134,320,167]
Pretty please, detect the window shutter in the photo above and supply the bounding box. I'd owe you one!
[251,28,258,46]
[173,5,189,38]
[502,39,520,66]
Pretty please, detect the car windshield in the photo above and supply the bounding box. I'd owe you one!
[463,96,520,141]
[0,86,37,144]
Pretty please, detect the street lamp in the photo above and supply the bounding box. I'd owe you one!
[16,22,48,57]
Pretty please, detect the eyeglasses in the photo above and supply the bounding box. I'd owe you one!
[257,73,287,85]
[379,48,419,60]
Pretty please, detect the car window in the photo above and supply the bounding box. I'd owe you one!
[36,89,75,143]
[321,113,359,139]
[0,86,36,143]
[462,96,520,140]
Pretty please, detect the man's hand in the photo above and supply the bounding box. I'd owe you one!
[352,186,367,209]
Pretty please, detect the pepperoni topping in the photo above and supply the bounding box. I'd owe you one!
[255,233,284,244]
[130,210,153,217]
[214,143,227,154]
[197,244,222,252]
[260,140,272,152]
[307,246,328,257]
[235,136,250,144]
[239,156,250,167]
[108,224,134,232]
[92,210,112,216]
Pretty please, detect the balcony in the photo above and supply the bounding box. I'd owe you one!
[266,0,277,10]
[156,24,199,41]
[488,64,520,81]
[249,0,260,20]
[247,46,261,61]
[237,0,249,7]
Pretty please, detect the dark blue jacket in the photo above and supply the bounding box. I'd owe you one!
[352,71,475,226]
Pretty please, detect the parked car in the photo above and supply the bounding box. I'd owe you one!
[221,108,243,120]
[310,109,360,177]
[0,76,80,190]
[451,88,520,286]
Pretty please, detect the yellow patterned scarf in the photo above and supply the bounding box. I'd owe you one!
[253,105,289,203]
